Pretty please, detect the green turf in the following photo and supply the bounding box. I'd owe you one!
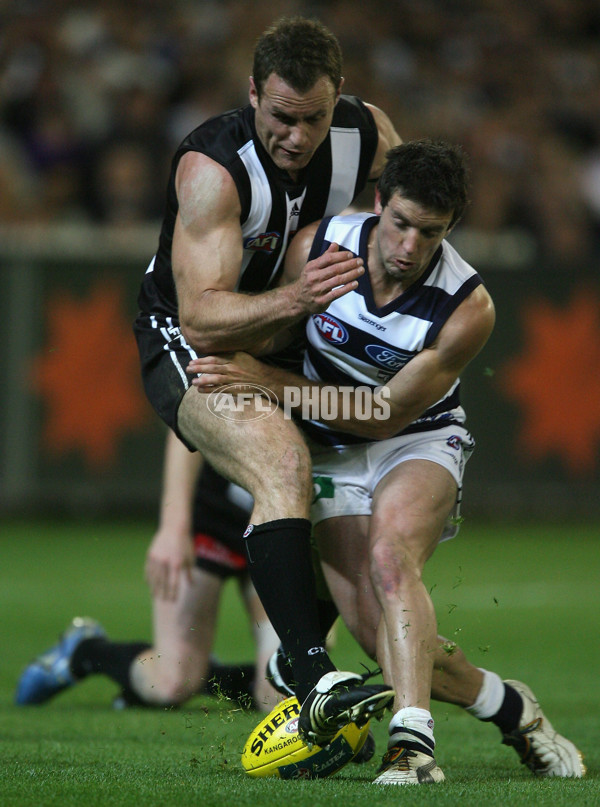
[0,519,597,806]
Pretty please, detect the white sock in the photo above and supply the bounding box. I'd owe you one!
[388,706,435,753]
[465,668,505,719]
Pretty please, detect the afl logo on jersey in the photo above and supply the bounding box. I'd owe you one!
[244,231,280,253]
[313,314,349,344]
[365,344,413,370]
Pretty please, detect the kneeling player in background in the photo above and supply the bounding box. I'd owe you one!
[16,432,281,711]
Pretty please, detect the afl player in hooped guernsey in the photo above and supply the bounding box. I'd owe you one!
[301,210,483,448]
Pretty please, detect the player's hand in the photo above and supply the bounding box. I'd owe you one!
[292,242,364,313]
[187,352,265,390]
[145,525,195,601]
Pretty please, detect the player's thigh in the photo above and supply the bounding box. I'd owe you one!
[153,566,224,659]
[371,459,457,564]
[177,386,312,505]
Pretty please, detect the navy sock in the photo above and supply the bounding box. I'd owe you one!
[484,682,524,733]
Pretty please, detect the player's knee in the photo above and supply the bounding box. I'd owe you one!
[263,440,313,504]
[143,658,207,705]
[280,440,311,482]
[369,538,419,595]
[153,672,200,704]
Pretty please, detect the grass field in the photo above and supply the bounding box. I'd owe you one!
[1,519,598,806]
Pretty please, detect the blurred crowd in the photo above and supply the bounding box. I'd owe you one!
[1,0,600,269]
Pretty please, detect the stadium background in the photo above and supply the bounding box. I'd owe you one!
[1,0,600,523]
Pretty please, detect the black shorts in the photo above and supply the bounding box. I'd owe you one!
[135,308,254,577]
[193,463,253,578]
[194,532,248,579]
[133,311,196,447]
[134,306,307,441]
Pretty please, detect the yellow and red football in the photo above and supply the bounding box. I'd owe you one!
[241,696,370,780]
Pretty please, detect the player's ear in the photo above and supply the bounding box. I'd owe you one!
[249,76,258,108]
[445,210,460,236]
[373,187,383,215]
[334,77,344,102]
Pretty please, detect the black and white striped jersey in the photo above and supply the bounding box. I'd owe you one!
[301,212,484,447]
[138,96,378,316]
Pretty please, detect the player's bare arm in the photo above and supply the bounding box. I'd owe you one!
[365,103,402,179]
[187,285,495,439]
[173,152,363,354]
[145,430,202,602]
[378,285,495,435]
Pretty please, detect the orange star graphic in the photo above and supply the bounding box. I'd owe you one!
[31,281,151,470]
[498,287,600,475]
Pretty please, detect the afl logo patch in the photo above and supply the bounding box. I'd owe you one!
[313,314,349,344]
[244,231,280,253]
[365,344,412,370]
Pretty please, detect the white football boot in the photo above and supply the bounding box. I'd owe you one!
[373,745,445,785]
[502,680,586,777]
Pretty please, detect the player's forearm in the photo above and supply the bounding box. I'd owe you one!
[178,242,364,353]
[179,285,305,354]
[258,365,406,440]
[189,355,413,439]
[157,431,203,533]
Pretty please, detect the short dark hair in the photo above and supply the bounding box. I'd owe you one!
[377,139,470,228]
[252,16,343,98]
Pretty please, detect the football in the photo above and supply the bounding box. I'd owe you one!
[241,696,370,780]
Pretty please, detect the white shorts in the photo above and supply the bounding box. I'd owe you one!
[309,425,475,542]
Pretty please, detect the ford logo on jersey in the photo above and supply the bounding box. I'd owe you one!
[313,314,349,344]
[365,344,413,370]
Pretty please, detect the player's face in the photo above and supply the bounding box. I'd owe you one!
[373,191,453,287]
[250,73,340,178]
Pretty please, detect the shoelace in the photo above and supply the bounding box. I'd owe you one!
[377,745,412,773]
[357,663,384,684]
[502,718,545,771]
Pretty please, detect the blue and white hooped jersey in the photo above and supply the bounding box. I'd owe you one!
[302,212,484,447]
